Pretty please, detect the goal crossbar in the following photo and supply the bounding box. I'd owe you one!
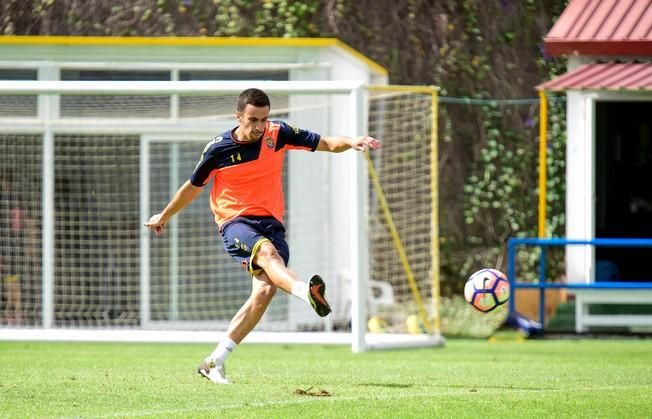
[0,80,364,95]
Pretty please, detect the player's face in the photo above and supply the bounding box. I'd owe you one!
[236,104,270,141]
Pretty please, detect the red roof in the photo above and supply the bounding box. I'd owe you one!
[545,0,652,56]
[537,61,652,91]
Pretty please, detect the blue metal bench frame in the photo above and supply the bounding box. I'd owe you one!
[507,238,652,328]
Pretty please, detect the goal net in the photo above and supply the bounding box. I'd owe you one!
[0,80,443,351]
[367,86,441,344]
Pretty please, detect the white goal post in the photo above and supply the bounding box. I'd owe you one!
[0,80,444,352]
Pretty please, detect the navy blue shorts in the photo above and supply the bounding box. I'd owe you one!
[220,216,289,275]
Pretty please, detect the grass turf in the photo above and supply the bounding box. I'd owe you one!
[1,338,651,418]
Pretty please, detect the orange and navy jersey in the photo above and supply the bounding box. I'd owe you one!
[189,120,320,227]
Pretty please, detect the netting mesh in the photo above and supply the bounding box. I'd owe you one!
[367,90,435,333]
[0,135,43,327]
[0,95,37,117]
[54,135,140,327]
[57,94,290,120]
[148,141,250,323]
[147,140,298,327]
[0,84,438,340]
[0,69,37,117]
[0,88,337,331]
[178,95,289,119]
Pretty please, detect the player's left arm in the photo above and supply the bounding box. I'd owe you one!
[278,121,380,153]
[316,135,381,153]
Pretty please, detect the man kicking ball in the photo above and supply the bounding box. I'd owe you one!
[145,88,381,384]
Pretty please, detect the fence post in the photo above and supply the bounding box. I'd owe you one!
[507,238,517,314]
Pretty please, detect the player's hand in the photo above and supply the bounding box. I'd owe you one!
[351,136,381,152]
[144,213,167,236]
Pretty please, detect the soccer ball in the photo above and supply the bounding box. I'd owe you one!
[464,268,510,313]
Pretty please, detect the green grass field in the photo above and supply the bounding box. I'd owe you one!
[1,338,651,418]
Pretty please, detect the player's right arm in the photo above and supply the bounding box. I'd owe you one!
[144,180,203,236]
[145,136,221,235]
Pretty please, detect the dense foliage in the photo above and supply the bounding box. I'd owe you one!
[0,0,568,295]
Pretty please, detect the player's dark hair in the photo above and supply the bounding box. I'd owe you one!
[236,88,270,112]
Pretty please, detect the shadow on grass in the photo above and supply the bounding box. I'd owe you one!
[358,383,549,391]
[357,383,414,389]
[443,384,552,391]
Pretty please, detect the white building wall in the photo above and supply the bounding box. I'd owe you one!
[566,89,652,284]
[565,91,595,283]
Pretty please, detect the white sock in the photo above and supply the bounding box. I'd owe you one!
[291,281,310,304]
[209,337,237,364]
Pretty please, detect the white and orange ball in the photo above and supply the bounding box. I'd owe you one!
[464,268,510,313]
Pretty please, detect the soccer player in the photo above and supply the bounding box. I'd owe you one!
[145,88,380,384]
